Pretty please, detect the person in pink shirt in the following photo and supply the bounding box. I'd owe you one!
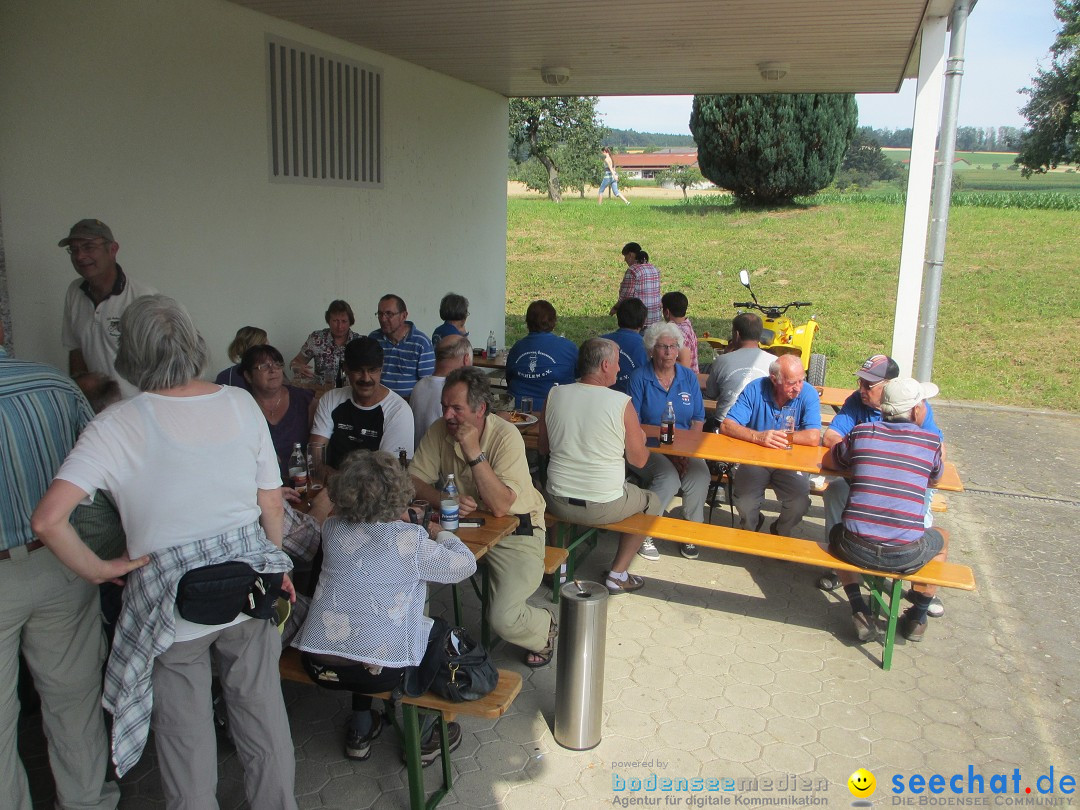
[610,242,662,326]
[662,291,699,373]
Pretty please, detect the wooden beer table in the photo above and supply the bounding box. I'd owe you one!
[816,386,854,409]
[641,424,963,492]
[471,351,507,370]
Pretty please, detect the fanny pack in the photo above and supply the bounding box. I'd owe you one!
[175,561,285,625]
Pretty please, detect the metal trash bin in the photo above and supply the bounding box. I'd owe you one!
[554,580,609,750]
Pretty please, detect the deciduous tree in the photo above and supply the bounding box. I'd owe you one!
[689,94,858,204]
[657,164,705,199]
[1016,0,1080,175]
[509,97,606,202]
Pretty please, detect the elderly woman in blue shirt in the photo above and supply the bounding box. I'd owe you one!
[626,322,710,561]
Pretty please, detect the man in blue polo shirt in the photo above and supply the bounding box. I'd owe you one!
[369,294,435,399]
[722,354,822,536]
[602,297,648,394]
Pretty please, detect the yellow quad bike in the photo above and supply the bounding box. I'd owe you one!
[707,269,827,386]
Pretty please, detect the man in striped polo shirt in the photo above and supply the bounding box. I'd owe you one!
[369,294,435,399]
[0,319,120,809]
[824,377,948,644]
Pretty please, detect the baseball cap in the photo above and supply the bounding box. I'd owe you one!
[881,377,939,417]
[343,336,383,370]
[59,219,115,247]
[856,354,900,383]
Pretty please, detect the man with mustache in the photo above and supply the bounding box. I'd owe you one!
[59,219,156,399]
[309,337,415,468]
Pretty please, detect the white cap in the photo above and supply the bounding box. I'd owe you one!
[881,377,939,417]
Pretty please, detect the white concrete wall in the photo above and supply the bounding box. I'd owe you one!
[0,0,509,374]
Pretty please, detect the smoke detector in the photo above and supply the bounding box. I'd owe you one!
[541,66,571,86]
[758,62,790,81]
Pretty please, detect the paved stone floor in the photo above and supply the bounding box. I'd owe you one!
[23,404,1080,809]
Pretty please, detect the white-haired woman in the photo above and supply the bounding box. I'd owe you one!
[625,321,710,561]
[33,294,298,808]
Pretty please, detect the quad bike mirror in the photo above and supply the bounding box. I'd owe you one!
[739,269,751,288]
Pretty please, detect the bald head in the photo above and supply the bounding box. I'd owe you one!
[769,355,806,406]
[434,334,473,375]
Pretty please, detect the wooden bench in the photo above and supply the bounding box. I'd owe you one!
[280,647,522,810]
[553,513,974,671]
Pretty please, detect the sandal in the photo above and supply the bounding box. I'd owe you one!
[524,617,558,668]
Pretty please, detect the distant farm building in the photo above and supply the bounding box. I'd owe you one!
[612,150,700,179]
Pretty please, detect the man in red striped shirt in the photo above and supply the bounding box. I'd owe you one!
[824,377,948,644]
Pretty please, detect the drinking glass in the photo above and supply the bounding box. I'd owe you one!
[308,445,327,492]
[779,408,796,450]
[518,396,534,414]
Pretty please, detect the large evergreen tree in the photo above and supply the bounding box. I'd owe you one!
[509,97,606,202]
[1016,0,1080,176]
[689,94,858,204]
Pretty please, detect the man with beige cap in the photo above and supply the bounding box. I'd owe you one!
[823,377,948,644]
[59,219,156,398]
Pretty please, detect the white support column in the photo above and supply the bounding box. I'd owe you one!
[891,15,947,376]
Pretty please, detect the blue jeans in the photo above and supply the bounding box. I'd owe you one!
[828,524,945,575]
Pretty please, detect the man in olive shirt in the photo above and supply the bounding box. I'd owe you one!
[410,367,556,667]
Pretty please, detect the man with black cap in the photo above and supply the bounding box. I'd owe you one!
[309,336,415,468]
[59,219,156,398]
[823,377,949,644]
[815,355,945,615]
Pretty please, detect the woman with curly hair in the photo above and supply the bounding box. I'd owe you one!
[292,450,476,764]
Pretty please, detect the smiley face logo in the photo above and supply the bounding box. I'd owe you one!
[848,768,876,798]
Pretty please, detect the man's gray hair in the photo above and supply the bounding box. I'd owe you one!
[436,334,472,362]
[578,337,617,376]
[444,366,493,414]
[642,321,683,354]
[114,294,209,392]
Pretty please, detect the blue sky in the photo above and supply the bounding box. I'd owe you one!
[596,0,1061,134]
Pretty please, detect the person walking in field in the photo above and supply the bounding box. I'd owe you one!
[598,147,631,205]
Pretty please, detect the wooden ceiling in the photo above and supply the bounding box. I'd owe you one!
[231,0,956,97]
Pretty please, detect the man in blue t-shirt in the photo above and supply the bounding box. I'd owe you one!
[815,354,946,618]
[722,354,822,536]
[369,294,435,399]
[602,297,648,394]
[506,300,577,409]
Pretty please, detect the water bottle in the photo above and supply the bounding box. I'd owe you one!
[486,330,497,359]
[660,401,676,445]
[289,443,308,494]
[440,474,460,530]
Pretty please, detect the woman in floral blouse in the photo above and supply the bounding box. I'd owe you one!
[289,299,360,385]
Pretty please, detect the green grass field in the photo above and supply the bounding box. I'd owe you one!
[506,197,1080,412]
[882,148,1080,194]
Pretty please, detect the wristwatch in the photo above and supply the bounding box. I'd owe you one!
[467,452,487,467]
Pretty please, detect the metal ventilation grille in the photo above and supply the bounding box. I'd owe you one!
[267,37,382,186]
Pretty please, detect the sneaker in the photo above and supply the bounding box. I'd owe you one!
[852,611,877,643]
[680,544,699,560]
[636,538,660,561]
[816,572,841,591]
[345,711,383,761]
[605,572,645,594]
[904,590,945,618]
[406,721,462,768]
[899,611,927,642]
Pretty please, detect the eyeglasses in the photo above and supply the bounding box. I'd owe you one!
[253,361,284,372]
[376,310,403,318]
[655,343,680,352]
[65,240,108,256]
[858,379,885,390]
